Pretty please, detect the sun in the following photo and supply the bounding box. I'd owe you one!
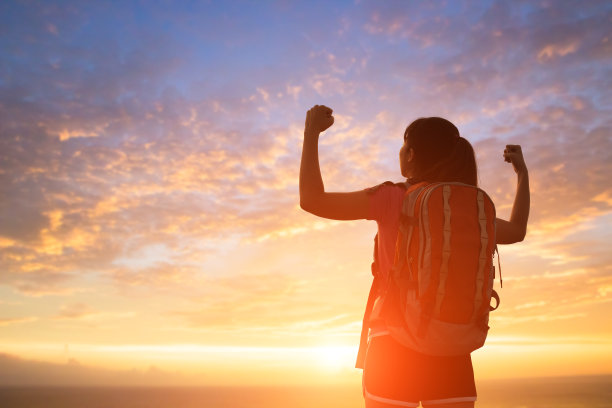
[314,345,355,372]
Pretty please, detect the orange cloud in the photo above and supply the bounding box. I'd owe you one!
[537,41,580,62]
[0,317,37,327]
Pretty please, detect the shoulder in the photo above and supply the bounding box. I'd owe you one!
[365,181,407,221]
[365,181,408,195]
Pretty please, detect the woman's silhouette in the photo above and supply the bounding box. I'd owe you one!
[299,105,530,408]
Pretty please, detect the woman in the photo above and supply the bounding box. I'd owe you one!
[299,105,530,408]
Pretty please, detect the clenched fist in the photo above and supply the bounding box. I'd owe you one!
[305,105,334,136]
[503,144,527,175]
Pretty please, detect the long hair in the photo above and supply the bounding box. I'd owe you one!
[404,117,478,186]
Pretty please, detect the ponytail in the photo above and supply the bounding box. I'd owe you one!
[442,136,478,186]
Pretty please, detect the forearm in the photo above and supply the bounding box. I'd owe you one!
[509,170,530,238]
[299,132,324,208]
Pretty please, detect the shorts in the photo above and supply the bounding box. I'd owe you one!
[362,334,477,407]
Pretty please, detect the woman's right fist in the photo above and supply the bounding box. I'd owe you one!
[503,144,527,175]
[305,105,334,135]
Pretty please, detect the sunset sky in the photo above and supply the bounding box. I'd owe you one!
[1,0,611,386]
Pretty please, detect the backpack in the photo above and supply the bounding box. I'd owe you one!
[356,181,500,367]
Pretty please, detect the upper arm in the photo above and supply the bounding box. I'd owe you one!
[300,190,370,220]
[496,217,526,245]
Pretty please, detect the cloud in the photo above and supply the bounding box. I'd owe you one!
[0,353,184,386]
[50,303,136,327]
[537,41,580,62]
[489,260,612,336]
[54,303,97,320]
[110,262,200,289]
[0,317,37,326]
[169,271,307,328]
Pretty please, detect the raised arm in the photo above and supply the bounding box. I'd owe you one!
[299,105,369,220]
[496,144,530,244]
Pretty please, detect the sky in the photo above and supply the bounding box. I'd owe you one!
[1,0,611,387]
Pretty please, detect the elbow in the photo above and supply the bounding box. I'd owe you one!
[300,197,315,214]
[300,194,325,216]
[515,227,527,243]
[299,188,323,214]
[497,224,527,245]
[300,189,328,216]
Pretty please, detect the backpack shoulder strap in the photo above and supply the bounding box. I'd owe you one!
[356,181,426,369]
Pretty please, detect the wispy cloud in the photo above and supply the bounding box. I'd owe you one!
[0,317,37,327]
